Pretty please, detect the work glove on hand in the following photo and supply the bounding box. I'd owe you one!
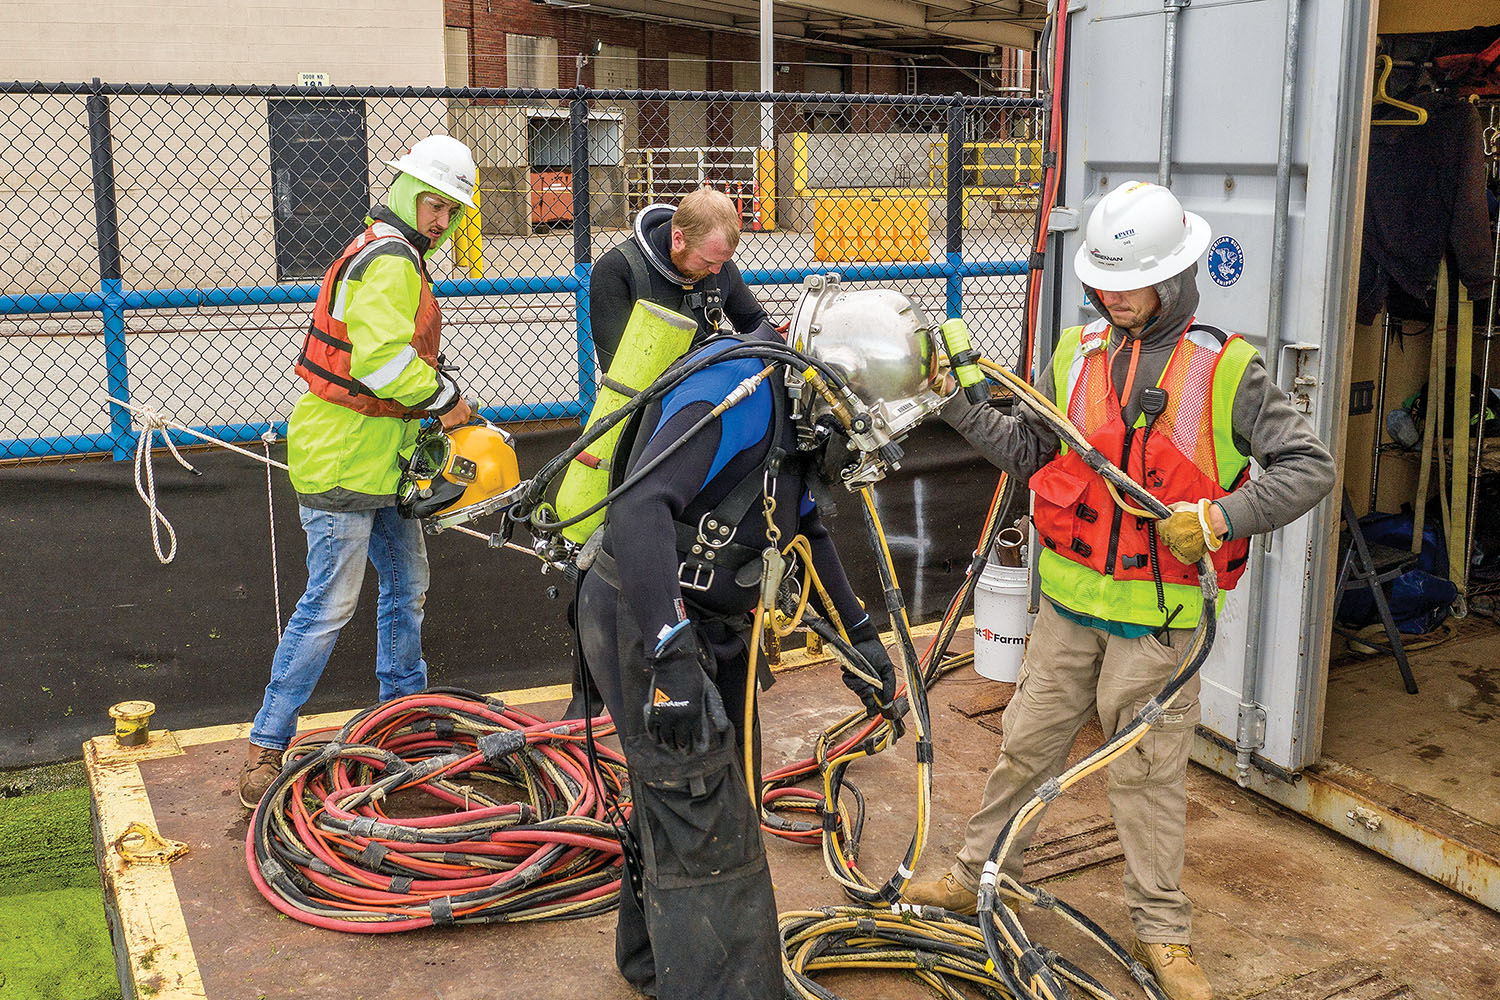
[642,624,730,753]
[841,617,899,717]
[1157,499,1225,565]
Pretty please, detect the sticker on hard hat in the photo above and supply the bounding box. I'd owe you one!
[1208,236,1244,287]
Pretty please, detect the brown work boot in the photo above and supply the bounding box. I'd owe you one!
[1130,940,1214,1000]
[238,742,282,809]
[901,873,979,915]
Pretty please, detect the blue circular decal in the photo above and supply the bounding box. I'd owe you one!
[1208,235,1244,287]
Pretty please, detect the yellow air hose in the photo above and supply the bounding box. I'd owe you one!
[777,353,1216,1000]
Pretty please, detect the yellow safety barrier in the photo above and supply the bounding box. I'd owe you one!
[812,196,931,263]
[757,148,777,231]
[790,133,1041,235]
[453,189,485,279]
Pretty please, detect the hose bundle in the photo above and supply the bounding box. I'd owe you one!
[246,688,629,932]
[781,903,1120,1000]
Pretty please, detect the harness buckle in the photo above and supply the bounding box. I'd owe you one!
[678,561,715,592]
[1070,538,1093,558]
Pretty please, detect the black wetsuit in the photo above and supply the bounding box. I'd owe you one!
[588,210,769,374]
[577,340,867,1000]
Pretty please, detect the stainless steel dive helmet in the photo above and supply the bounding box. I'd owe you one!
[786,273,952,486]
[397,419,526,529]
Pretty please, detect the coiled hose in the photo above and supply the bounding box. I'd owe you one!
[246,689,629,932]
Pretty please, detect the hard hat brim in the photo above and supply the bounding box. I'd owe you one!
[384,157,479,210]
[1072,210,1213,291]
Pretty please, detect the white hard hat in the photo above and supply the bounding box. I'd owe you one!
[1072,181,1211,291]
[385,135,479,210]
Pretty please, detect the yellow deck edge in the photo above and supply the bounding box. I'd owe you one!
[86,734,207,999]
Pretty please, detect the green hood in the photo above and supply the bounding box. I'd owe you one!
[386,172,465,254]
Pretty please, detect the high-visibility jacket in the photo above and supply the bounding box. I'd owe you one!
[1029,318,1257,628]
[295,220,441,419]
[286,210,448,503]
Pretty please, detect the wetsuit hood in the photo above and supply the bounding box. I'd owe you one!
[632,203,696,285]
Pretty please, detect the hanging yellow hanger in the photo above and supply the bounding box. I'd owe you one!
[1372,54,1428,126]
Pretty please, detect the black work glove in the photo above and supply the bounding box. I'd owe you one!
[642,625,731,753]
[841,617,899,717]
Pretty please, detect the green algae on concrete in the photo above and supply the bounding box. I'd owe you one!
[0,786,121,1000]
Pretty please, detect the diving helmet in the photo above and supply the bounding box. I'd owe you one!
[786,274,952,486]
[397,419,525,529]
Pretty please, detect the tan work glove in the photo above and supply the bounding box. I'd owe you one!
[1157,499,1225,565]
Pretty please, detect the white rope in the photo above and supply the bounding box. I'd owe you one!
[108,395,289,567]
[123,400,200,565]
[262,426,284,639]
[106,396,533,572]
[106,396,289,472]
[445,523,548,562]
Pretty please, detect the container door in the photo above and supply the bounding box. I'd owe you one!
[268,99,370,281]
[1055,0,1376,771]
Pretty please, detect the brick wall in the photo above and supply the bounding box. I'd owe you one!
[443,0,889,100]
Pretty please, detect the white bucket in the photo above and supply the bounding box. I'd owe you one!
[973,562,1030,683]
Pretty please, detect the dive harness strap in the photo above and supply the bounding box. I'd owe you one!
[673,466,774,592]
[619,238,726,335]
[673,371,790,592]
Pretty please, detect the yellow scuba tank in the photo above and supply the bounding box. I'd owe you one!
[554,299,698,544]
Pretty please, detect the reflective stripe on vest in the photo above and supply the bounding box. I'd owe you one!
[295,223,441,419]
[1031,321,1256,628]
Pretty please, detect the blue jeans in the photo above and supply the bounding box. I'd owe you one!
[250,505,430,750]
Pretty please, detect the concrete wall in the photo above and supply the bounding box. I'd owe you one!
[775,131,944,233]
[7,0,446,86]
[0,92,451,296]
[2,0,449,297]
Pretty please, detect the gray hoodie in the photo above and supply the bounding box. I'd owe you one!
[943,265,1335,539]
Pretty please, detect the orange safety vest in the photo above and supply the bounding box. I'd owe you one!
[1029,320,1252,595]
[295,222,442,419]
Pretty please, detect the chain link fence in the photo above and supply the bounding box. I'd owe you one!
[0,82,1044,463]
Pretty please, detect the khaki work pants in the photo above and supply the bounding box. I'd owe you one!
[953,600,1200,943]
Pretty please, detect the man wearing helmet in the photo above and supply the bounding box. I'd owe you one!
[589,186,771,374]
[237,135,479,809]
[903,182,1335,1000]
[574,280,948,999]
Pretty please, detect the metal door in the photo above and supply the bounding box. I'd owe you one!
[1054,0,1376,773]
[268,99,370,281]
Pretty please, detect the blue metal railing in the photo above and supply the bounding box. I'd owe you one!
[1,81,1040,462]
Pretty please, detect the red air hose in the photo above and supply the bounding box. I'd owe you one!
[246,689,629,932]
[1024,0,1071,378]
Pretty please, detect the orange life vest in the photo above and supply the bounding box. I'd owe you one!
[1029,320,1252,596]
[295,221,441,419]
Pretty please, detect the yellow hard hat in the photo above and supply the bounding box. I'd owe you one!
[397,420,524,529]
